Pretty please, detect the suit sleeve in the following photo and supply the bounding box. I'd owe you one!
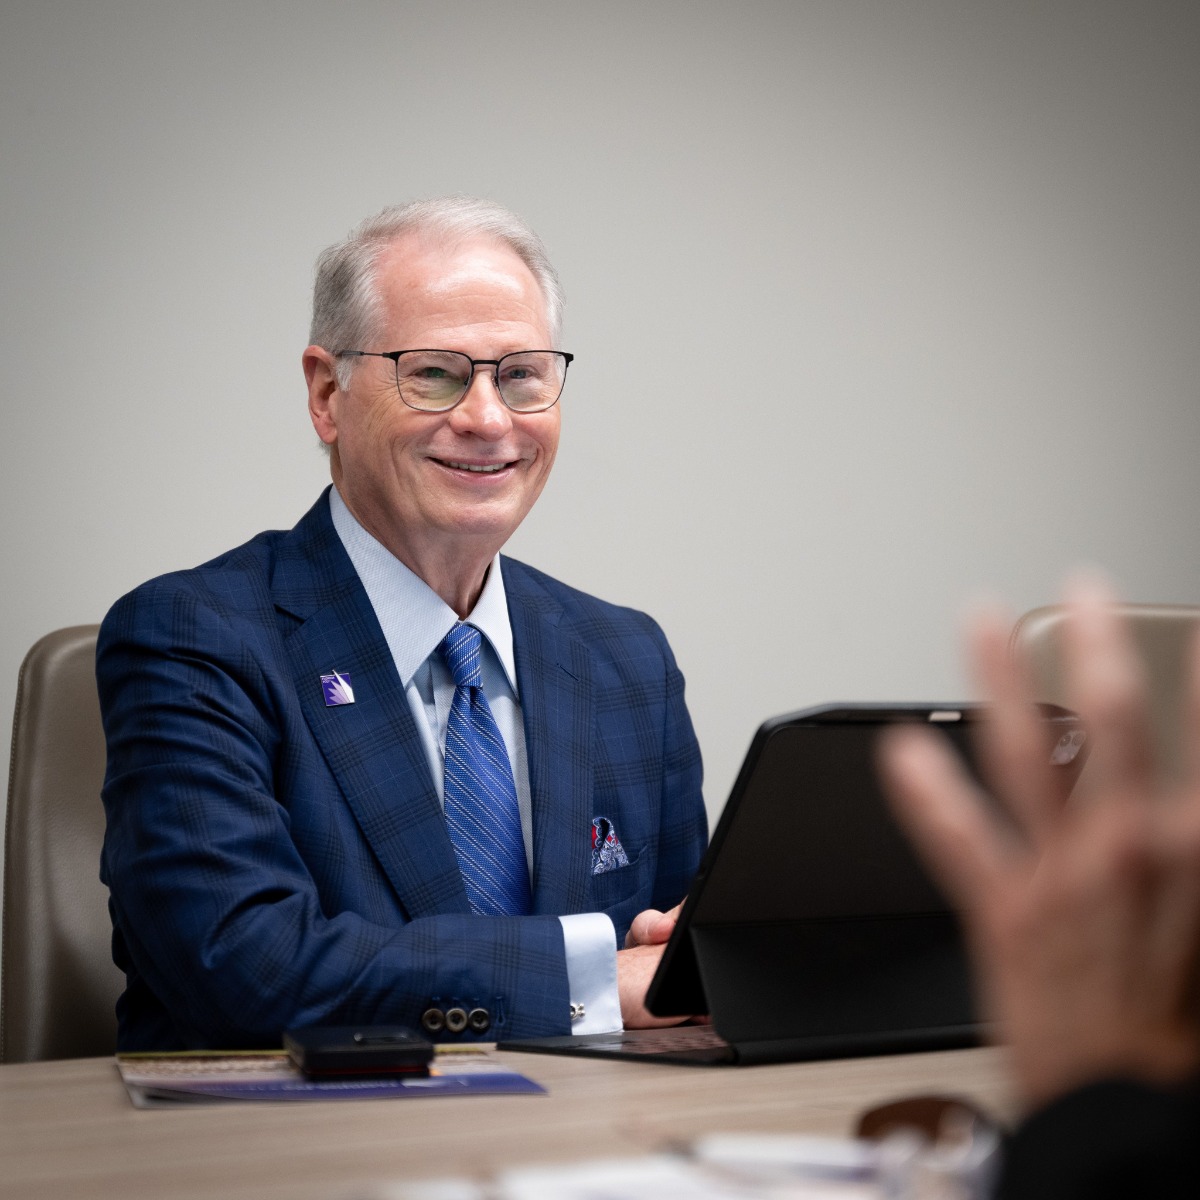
[97,582,571,1049]
[646,615,708,914]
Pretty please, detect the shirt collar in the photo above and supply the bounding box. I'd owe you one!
[328,487,518,693]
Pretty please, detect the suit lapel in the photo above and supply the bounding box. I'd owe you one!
[272,493,470,918]
[505,560,594,917]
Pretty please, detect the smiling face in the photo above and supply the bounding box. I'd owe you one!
[305,233,560,610]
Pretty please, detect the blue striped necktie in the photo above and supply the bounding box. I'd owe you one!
[439,623,532,916]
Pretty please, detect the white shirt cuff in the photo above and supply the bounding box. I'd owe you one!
[558,912,621,1034]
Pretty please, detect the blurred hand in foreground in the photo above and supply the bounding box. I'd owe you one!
[878,578,1200,1109]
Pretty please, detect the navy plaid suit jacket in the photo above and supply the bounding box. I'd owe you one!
[97,491,707,1050]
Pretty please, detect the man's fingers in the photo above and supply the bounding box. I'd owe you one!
[1142,799,1200,1004]
[969,606,1061,841]
[1184,627,1200,789]
[877,724,1011,918]
[1061,575,1154,803]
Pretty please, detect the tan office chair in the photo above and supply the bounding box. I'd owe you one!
[2,625,123,1062]
[1012,603,1200,784]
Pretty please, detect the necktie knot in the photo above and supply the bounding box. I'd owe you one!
[440,623,482,690]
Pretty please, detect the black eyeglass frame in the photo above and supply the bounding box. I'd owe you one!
[334,348,574,414]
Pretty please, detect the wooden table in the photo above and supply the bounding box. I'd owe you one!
[0,1046,1017,1200]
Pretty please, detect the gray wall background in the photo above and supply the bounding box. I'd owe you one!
[3,2,1199,872]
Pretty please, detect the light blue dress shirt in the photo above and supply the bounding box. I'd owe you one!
[329,488,621,1034]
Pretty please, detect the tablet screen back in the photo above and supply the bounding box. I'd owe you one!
[646,703,1087,1050]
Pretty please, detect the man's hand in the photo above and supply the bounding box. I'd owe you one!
[616,903,695,1028]
[878,578,1200,1110]
[624,904,680,950]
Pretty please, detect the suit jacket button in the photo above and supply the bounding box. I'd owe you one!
[421,1007,446,1034]
[444,1007,468,1034]
[467,1008,491,1034]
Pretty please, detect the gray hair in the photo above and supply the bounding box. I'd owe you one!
[310,197,565,388]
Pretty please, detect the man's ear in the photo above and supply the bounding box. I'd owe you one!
[303,346,340,446]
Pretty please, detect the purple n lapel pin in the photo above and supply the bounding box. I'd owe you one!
[320,671,355,707]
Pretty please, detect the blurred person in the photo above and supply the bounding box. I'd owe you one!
[879,580,1200,1198]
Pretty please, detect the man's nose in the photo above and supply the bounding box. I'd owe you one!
[449,368,513,437]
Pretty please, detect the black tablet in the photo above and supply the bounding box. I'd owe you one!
[644,703,1087,1051]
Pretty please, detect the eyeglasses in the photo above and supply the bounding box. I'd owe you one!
[334,349,574,413]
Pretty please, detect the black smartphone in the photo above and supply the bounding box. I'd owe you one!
[283,1025,434,1079]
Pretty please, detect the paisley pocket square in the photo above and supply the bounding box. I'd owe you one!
[591,815,631,875]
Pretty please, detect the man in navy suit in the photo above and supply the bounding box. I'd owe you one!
[97,198,708,1050]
